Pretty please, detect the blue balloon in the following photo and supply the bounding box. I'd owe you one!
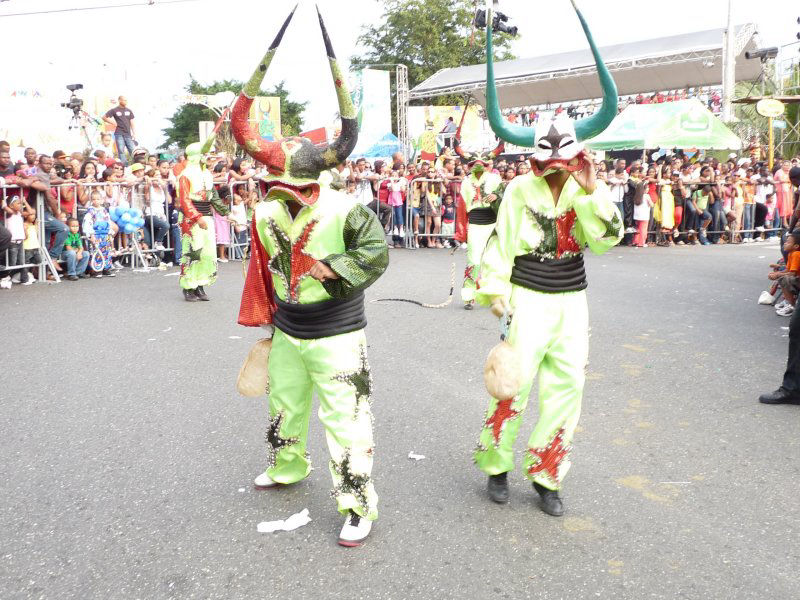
[120,213,131,224]
[109,207,119,220]
[123,223,136,234]
[130,208,142,219]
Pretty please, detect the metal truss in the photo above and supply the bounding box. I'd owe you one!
[411,49,731,101]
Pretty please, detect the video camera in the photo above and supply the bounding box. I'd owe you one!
[474,8,518,37]
[60,83,84,115]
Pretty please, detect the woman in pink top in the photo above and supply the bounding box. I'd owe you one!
[775,161,793,227]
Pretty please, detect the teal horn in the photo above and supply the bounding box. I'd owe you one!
[485,1,618,145]
[485,17,534,147]
[570,0,618,141]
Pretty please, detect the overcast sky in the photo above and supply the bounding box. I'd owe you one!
[1,0,797,149]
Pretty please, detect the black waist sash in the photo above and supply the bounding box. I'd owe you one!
[468,207,496,225]
[194,200,212,216]
[510,254,587,293]
[273,292,366,340]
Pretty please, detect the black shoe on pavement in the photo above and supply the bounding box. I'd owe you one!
[464,301,474,311]
[183,288,199,302]
[759,388,800,405]
[487,473,509,504]
[195,286,209,301]
[67,274,78,281]
[533,482,564,517]
[79,273,90,279]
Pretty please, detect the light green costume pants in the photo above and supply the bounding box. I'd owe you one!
[461,222,495,303]
[474,285,588,490]
[265,328,378,520]
[179,216,217,290]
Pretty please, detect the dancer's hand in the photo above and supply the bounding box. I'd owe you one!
[309,261,339,282]
[572,151,597,194]
[197,219,207,230]
[490,296,511,318]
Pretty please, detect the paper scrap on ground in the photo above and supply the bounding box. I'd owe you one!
[229,335,242,340]
[257,508,311,533]
[164,272,179,277]
[408,451,425,461]
[162,327,172,333]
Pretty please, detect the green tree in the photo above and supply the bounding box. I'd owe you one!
[351,0,516,130]
[162,78,307,150]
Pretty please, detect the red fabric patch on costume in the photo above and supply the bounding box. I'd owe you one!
[463,264,475,283]
[527,427,571,481]
[288,220,318,301]
[485,398,519,444]
[555,210,581,258]
[238,213,277,327]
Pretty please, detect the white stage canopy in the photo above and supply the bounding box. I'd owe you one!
[410,25,762,108]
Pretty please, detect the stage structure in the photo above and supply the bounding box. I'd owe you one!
[411,25,762,114]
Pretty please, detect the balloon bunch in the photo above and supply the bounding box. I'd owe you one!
[110,206,145,234]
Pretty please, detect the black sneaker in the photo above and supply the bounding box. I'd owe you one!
[487,472,509,504]
[533,481,564,516]
[79,273,90,279]
[183,288,199,302]
[195,286,209,301]
[67,274,78,281]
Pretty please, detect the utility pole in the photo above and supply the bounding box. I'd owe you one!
[721,0,735,122]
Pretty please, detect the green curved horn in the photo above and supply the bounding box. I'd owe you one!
[571,0,618,141]
[485,16,534,147]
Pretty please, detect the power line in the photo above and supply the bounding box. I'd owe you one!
[0,0,205,18]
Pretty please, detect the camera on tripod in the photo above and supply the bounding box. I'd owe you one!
[474,8,518,37]
[60,83,84,115]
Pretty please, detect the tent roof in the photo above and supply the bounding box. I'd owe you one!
[410,25,762,108]
[585,99,742,151]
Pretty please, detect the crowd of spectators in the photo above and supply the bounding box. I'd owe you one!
[2,130,800,291]
[0,137,262,287]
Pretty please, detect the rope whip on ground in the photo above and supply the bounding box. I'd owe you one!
[372,248,457,309]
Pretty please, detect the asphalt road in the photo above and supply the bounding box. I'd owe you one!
[2,239,798,600]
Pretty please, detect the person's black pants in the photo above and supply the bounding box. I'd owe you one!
[0,224,11,273]
[783,303,800,393]
[754,202,767,229]
[367,200,391,229]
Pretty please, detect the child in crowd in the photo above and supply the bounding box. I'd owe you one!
[345,180,359,202]
[441,193,456,247]
[387,171,406,240]
[633,180,653,248]
[770,231,800,317]
[63,218,90,280]
[425,180,443,248]
[230,191,248,259]
[82,190,115,277]
[3,195,26,284]
[764,193,777,239]
[21,210,40,285]
[214,186,232,263]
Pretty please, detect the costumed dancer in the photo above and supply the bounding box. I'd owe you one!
[473,0,623,516]
[177,116,230,302]
[454,113,504,310]
[234,7,389,547]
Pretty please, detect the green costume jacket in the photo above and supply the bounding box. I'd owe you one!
[476,174,622,304]
[238,188,389,334]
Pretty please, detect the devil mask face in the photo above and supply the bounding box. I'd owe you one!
[231,6,358,206]
[530,116,586,176]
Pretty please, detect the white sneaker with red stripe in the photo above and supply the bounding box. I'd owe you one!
[338,511,372,547]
